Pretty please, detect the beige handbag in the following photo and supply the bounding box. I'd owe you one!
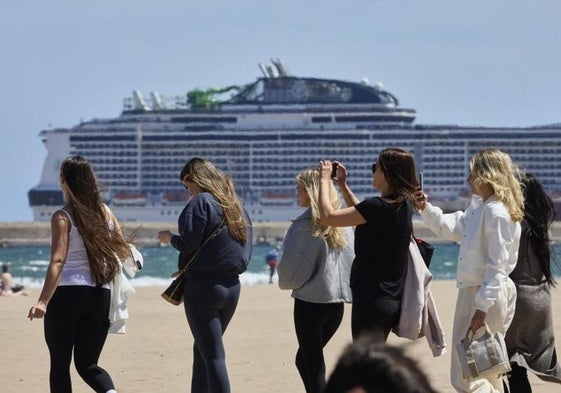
[456,323,511,380]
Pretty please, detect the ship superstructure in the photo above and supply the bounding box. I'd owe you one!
[29,60,561,222]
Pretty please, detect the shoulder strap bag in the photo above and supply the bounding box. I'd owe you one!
[161,218,225,305]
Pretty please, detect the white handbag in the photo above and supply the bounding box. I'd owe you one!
[456,324,511,380]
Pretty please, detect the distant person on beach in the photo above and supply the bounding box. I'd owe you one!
[413,149,524,392]
[28,155,130,393]
[1,264,28,296]
[504,173,561,392]
[157,157,252,393]
[265,247,279,284]
[324,334,438,393]
[277,168,354,393]
[317,148,419,343]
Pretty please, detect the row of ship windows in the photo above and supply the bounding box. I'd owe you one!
[76,146,561,160]
[73,138,561,149]
[422,149,465,154]
[80,151,138,157]
[90,159,138,165]
[93,166,487,180]
[93,164,561,178]
[88,155,561,172]
[82,155,561,174]
[78,151,561,167]
[78,142,392,150]
[73,144,443,156]
[521,164,561,169]
[468,141,561,147]
[73,143,137,150]
[424,156,465,163]
[106,175,469,188]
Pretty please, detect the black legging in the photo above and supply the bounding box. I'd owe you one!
[183,274,241,393]
[351,295,400,342]
[504,363,532,393]
[294,298,345,393]
[44,286,114,393]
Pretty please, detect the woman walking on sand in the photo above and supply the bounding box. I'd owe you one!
[317,148,419,343]
[504,173,561,392]
[278,168,354,393]
[157,157,252,393]
[414,149,524,392]
[28,155,130,393]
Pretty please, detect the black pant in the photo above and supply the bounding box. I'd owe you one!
[183,274,241,393]
[505,363,532,393]
[351,295,400,342]
[44,286,114,393]
[294,298,345,393]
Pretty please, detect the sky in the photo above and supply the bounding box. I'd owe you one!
[1,0,560,222]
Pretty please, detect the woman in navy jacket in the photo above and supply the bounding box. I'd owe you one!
[158,158,252,393]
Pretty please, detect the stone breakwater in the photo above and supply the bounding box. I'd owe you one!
[3,221,561,247]
[0,221,292,247]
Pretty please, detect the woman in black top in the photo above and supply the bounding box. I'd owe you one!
[318,148,419,342]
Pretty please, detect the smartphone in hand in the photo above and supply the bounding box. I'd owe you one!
[331,162,339,179]
[418,172,424,190]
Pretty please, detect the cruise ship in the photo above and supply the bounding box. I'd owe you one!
[28,60,561,222]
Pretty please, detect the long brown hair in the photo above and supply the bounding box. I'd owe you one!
[376,148,419,208]
[60,156,130,285]
[180,158,248,244]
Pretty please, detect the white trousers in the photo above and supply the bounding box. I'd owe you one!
[450,280,516,393]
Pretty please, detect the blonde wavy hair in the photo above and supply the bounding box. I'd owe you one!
[296,168,347,249]
[180,158,248,244]
[469,149,524,222]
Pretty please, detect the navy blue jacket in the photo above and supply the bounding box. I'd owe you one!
[170,192,253,275]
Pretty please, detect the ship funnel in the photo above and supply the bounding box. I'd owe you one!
[258,63,269,78]
[272,58,291,77]
[265,65,278,78]
[150,91,163,110]
[271,59,290,77]
[132,90,150,111]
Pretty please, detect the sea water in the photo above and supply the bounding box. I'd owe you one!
[2,243,561,288]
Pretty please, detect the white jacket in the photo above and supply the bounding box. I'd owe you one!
[109,244,143,334]
[394,238,447,357]
[420,195,520,312]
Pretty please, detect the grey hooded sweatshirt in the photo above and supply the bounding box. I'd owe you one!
[277,209,354,303]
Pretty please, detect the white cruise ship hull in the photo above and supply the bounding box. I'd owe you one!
[28,63,561,222]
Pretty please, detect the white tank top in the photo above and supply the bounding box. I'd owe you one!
[58,209,113,288]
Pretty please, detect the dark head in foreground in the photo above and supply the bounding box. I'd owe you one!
[325,335,438,393]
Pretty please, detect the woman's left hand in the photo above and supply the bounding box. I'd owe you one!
[469,309,487,333]
[28,301,47,320]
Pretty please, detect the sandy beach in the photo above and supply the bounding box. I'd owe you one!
[3,281,561,392]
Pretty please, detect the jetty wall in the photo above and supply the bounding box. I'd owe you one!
[0,221,291,247]
[3,221,561,247]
